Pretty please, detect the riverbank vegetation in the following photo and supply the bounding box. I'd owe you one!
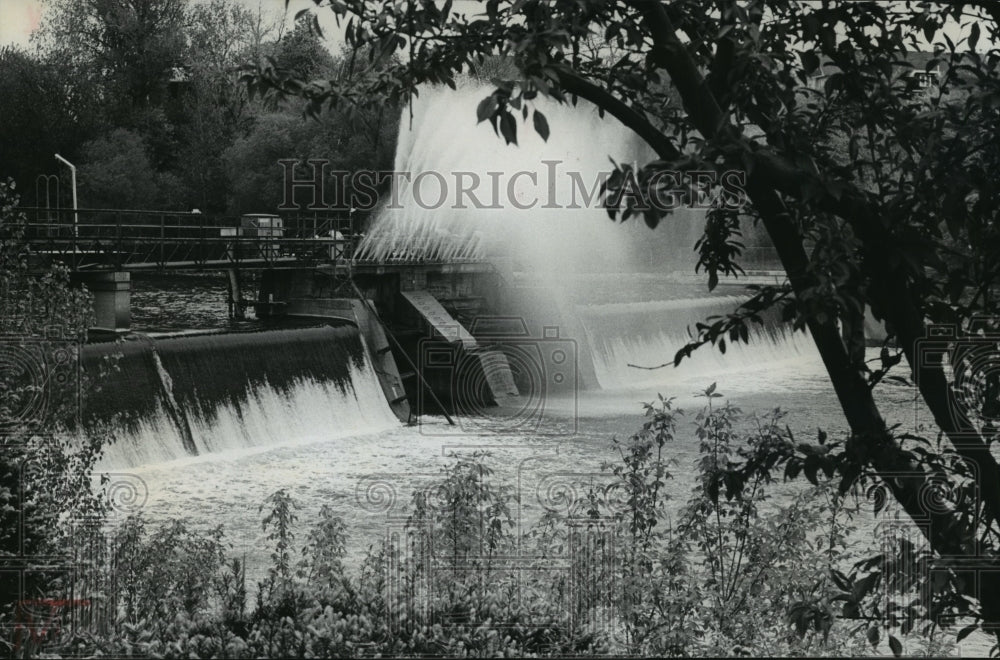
[3,380,970,657]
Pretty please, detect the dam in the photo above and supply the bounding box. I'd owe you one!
[49,83,806,472]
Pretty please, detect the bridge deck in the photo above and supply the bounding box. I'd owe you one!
[19,208,491,273]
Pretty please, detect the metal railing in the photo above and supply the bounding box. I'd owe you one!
[17,207,356,271]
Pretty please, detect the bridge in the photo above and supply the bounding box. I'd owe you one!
[17,207,497,334]
[20,207,357,272]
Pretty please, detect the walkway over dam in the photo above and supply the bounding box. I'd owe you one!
[19,206,496,327]
[21,207,518,422]
[21,206,431,272]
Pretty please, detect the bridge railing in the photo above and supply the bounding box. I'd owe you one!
[17,208,356,270]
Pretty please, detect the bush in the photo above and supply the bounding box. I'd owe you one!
[0,179,108,657]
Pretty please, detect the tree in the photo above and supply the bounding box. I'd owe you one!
[223,112,310,213]
[77,128,185,209]
[250,0,1000,645]
[0,47,101,200]
[222,95,398,215]
[34,0,187,122]
[173,0,266,212]
[272,16,337,82]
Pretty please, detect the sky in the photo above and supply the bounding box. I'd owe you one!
[0,0,42,48]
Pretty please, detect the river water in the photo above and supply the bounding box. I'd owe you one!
[118,272,924,563]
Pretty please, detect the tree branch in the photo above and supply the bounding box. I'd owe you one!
[707,0,737,111]
[627,0,727,140]
[554,66,681,161]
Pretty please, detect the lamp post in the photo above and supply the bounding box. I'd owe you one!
[54,153,78,239]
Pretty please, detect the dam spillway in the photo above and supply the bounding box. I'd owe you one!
[82,325,399,469]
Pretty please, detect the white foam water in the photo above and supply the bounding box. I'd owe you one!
[96,359,399,471]
[85,327,401,470]
[577,297,819,391]
[355,81,660,279]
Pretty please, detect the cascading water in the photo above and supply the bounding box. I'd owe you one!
[577,296,819,391]
[356,81,678,276]
[83,326,399,469]
[358,81,805,395]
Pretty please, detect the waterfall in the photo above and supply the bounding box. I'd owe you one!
[577,296,818,390]
[355,81,779,276]
[82,326,399,469]
[355,81,664,277]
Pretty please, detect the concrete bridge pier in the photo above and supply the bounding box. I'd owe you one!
[74,271,131,333]
[227,269,245,320]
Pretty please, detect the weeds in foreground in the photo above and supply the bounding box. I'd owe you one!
[2,389,964,657]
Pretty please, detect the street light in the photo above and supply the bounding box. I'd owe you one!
[54,153,78,238]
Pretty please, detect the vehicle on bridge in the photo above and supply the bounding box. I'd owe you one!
[222,214,285,260]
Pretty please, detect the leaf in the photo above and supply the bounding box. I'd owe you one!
[970,22,981,51]
[785,460,802,481]
[853,572,879,601]
[831,569,852,591]
[476,94,499,123]
[867,624,880,647]
[799,50,820,74]
[889,634,902,656]
[533,110,550,141]
[957,624,978,642]
[923,21,936,44]
[804,456,819,485]
[499,110,517,145]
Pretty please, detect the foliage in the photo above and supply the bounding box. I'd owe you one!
[33,0,188,121]
[77,128,187,210]
[0,47,101,196]
[0,180,108,654]
[2,0,398,214]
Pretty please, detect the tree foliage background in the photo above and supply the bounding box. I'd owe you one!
[0,0,399,215]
